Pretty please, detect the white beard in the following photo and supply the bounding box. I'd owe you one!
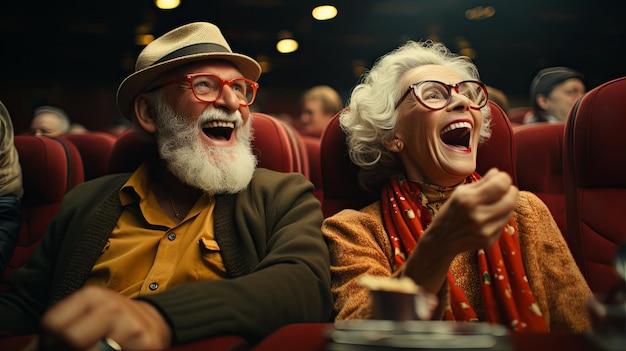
[153,100,257,194]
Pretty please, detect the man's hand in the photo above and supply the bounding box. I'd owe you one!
[40,286,171,351]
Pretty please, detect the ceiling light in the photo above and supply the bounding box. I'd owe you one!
[276,39,299,54]
[312,5,337,20]
[155,0,181,10]
[465,6,495,20]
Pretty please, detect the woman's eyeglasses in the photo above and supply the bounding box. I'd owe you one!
[395,80,488,110]
[150,74,259,106]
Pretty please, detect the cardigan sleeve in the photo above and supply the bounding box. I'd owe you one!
[323,203,450,321]
[514,191,592,332]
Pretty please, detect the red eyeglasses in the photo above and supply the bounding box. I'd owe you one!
[153,73,259,106]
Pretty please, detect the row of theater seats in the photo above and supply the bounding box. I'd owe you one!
[510,76,626,296]
[1,77,625,350]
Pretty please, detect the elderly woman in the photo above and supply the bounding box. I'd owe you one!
[322,40,591,333]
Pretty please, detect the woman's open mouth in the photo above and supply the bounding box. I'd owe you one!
[440,121,472,151]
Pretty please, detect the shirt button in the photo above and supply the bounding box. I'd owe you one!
[168,232,176,241]
[149,282,159,291]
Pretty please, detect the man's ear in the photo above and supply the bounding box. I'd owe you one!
[134,94,157,133]
[536,94,550,110]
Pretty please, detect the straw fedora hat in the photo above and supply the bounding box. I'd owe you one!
[116,22,262,120]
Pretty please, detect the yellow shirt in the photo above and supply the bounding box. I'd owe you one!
[86,163,226,298]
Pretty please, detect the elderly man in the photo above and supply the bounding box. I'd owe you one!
[30,105,72,136]
[0,22,332,350]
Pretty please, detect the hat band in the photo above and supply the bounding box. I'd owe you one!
[152,43,231,66]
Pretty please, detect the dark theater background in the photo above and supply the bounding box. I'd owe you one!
[1,0,624,132]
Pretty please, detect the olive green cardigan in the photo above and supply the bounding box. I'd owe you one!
[0,168,333,344]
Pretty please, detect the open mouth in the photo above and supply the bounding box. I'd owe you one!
[440,121,472,150]
[202,120,235,141]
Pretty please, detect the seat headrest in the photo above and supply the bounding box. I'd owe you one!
[567,76,626,187]
[14,135,84,205]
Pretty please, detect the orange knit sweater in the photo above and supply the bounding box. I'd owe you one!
[322,190,592,332]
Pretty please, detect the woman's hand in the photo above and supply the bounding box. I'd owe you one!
[402,168,518,293]
[39,286,172,351]
[427,167,518,254]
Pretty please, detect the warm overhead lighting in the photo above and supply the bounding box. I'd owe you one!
[135,34,155,46]
[465,6,495,20]
[352,59,367,78]
[460,47,477,59]
[256,55,272,73]
[312,5,337,20]
[276,39,299,54]
[155,0,180,10]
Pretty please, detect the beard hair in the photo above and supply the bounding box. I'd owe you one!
[152,99,257,194]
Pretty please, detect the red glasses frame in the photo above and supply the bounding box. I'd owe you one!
[155,73,259,106]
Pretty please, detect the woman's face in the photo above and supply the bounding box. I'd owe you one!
[392,65,483,187]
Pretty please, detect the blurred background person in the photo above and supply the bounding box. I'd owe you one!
[299,85,343,137]
[526,67,586,123]
[486,85,510,116]
[30,105,87,136]
[0,100,22,273]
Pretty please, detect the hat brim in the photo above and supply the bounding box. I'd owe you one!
[116,52,261,120]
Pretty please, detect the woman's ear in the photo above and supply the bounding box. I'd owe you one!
[134,94,157,133]
[383,137,404,153]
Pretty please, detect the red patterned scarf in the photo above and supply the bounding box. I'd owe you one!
[381,173,548,332]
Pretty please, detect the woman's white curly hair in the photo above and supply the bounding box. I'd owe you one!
[340,40,492,190]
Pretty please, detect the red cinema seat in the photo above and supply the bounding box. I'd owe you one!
[1,136,84,290]
[61,131,117,180]
[321,101,517,218]
[475,101,518,185]
[563,76,626,295]
[301,135,323,202]
[108,129,157,174]
[514,122,567,241]
[252,113,307,175]
[508,106,532,125]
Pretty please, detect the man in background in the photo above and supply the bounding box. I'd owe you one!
[526,66,586,123]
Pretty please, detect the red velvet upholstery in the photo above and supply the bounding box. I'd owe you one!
[252,113,308,175]
[1,136,84,290]
[321,101,517,218]
[514,122,567,241]
[563,76,626,294]
[508,106,532,125]
[108,113,307,176]
[475,101,518,184]
[108,129,159,174]
[60,132,117,180]
[320,112,377,218]
[252,112,307,175]
[301,135,323,202]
